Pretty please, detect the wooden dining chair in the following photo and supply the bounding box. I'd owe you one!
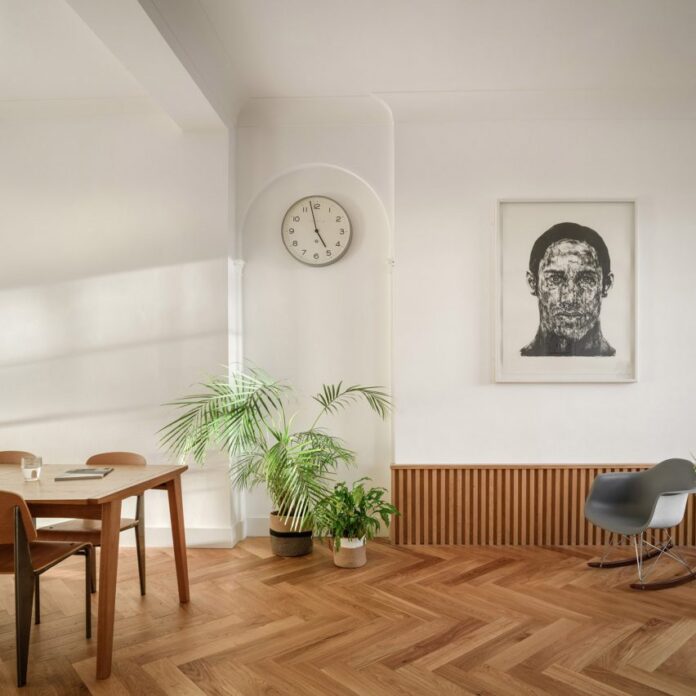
[0,451,47,620]
[0,490,92,687]
[0,451,35,465]
[0,451,93,603]
[37,452,147,595]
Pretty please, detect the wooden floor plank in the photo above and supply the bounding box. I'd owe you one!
[0,542,694,694]
[142,658,207,696]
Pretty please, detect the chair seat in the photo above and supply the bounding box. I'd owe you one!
[37,518,138,546]
[0,541,89,574]
[585,501,647,536]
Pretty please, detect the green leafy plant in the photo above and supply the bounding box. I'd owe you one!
[160,369,390,528]
[314,478,399,550]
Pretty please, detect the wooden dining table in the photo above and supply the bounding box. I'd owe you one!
[0,463,189,679]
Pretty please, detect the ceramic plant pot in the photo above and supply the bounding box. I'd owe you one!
[269,512,313,557]
[333,537,367,568]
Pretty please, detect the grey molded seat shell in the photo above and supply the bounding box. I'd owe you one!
[585,458,696,537]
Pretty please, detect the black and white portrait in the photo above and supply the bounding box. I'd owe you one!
[521,222,615,357]
[496,201,636,382]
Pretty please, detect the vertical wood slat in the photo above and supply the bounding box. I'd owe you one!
[455,469,463,544]
[400,468,406,543]
[390,464,696,546]
[391,466,397,544]
[444,469,449,544]
[472,468,479,545]
[512,468,518,545]
[520,469,526,544]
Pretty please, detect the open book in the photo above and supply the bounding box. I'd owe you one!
[55,467,114,481]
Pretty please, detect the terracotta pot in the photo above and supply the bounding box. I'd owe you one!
[269,512,313,557]
[333,538,367,568]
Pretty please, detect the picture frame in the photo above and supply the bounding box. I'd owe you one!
[495,199,637,383]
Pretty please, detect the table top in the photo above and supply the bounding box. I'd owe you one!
[0,463,187,505]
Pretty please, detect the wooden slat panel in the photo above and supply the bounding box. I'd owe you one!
[391,464,696,546]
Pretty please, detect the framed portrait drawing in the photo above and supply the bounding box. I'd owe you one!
[495,200,636,383]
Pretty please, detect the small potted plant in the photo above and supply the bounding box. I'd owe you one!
[160,369,390,557]
[314,478,398,568]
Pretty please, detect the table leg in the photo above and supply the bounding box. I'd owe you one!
[96,500,121,680]
[166,475,190,603]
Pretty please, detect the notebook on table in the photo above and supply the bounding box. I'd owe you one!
[55,467,114,481]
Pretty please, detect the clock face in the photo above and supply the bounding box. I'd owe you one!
[281,196,352,266]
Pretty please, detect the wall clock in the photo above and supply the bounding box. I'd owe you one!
[281,195,352,266]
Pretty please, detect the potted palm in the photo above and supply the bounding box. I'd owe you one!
[160,369,390,557]
[314,478,398,568]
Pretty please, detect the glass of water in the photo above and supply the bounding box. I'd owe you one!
[20,456,42,482]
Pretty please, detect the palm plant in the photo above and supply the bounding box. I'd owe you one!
[160,369,390,529]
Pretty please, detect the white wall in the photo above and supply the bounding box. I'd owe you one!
[237,97,393,534]
[0,102,237,545]
[5,86,694,546]
[236,90,696,497]
[389,93,696,464]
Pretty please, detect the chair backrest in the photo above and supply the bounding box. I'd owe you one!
[86,452,146,467]
[641,458,696,497]
[633,458,696,529]
[0,491,37,543]
[0,451,36,466]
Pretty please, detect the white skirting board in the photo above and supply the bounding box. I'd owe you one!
[245,515,272,537]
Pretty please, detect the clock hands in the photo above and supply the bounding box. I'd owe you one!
[308,200,327,247]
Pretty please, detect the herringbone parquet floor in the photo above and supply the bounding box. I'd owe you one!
[1,539,696,695]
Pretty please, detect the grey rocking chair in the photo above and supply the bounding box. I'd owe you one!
[585,458,696,590]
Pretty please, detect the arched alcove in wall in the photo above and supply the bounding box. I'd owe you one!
[240,164,392,534]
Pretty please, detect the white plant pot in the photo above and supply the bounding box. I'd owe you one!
[333,537,367,568]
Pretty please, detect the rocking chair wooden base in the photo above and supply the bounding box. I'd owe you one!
[630,572,696,591]
[587,543,671,569]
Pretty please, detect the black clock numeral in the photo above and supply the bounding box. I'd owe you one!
[301,249,307,255]
[313,203,320,209]
[335,241,341,247]
[292,240,298,246]
[288,227,294,234]
[336,216,342,222]
[293,215,300,222]
[339,228,345,235]
[313,253,319,260]
[326,250,332,257]
[302,207,307,212]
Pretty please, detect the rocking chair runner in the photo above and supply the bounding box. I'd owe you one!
[584,458,696,590]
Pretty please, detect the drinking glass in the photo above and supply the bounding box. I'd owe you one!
[20,456,42,482]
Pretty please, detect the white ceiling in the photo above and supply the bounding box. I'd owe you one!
[2,0,695,115]
[200,0,696,99]
[0,0,145,101]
